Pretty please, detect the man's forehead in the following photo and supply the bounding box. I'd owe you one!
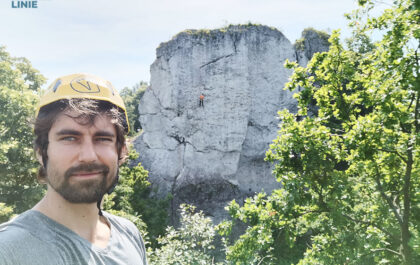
[51,110,116,133]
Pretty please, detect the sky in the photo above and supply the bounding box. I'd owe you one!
[0,0,360,90]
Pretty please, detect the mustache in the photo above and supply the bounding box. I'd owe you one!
[64,163,110,179]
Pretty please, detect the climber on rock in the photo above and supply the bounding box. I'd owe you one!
[199,94,204,107]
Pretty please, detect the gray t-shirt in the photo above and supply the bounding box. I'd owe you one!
[0,210,148,265]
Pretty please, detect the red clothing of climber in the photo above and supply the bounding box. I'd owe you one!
[199,94,204,107]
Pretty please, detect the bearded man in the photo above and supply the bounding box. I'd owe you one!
[0,74,148,265]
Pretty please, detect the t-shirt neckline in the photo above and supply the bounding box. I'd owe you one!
[28,209,114,253]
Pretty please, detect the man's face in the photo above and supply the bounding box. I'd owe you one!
[45,110,119,203]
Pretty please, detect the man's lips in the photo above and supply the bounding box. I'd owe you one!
[71,171,103,178]
[64,163,110,180]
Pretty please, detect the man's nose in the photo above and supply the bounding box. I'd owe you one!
[78,140,98,163]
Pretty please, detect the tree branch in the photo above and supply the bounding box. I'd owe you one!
[414,47,419,135]
[414,84,419,134]
[374,167,403,226]
[407,92,415,111]
[371,248,402,256]
[341,213,400,243]
[401,142,413,262]
[377,148,407,163]
[257,256,268,265]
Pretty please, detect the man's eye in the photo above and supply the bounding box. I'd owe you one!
[61,136,77,141]
[97,138,113,142]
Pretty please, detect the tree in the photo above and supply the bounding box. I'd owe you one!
[120,82,148,136]
[221,0,419,264]
[149,204,222,265]
[0,46,46,213]
[103,147,170,247]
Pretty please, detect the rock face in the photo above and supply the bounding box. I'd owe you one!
[134,25,329,223]
[294,28,331,67]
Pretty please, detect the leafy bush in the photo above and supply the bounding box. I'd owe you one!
[0,203,15,223]
[149,204,223,265]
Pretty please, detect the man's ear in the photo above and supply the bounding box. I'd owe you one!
[118,143,128,166]
[35,149,43,167]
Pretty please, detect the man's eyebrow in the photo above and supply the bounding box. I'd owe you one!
[55,130,115,138]
[55,129,82,136]
[94,131,116,138]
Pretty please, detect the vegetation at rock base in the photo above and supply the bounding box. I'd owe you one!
[220,0,419,264]
[103,148,171,247]
[120,81,148,136]
[148,204,223,265]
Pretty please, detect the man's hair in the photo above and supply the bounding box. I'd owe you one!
[34,99,127,183]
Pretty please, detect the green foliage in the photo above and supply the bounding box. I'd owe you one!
[148,204,222,265]
[0,202,15,223]
[103,147,170,247]
[223,0,419,264]
[219,192,307,265]
[120,82,148,136]
[0,46,46,213]
[105,148,150,213]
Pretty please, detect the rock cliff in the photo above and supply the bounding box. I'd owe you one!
[134,25,329,223]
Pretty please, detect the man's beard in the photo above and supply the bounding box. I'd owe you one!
[47,163,115,203]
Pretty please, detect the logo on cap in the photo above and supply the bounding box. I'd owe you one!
[70,78,101,93]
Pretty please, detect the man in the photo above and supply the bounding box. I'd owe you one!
[199,93,204,107]
[0,74,148,265]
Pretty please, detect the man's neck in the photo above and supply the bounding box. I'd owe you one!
[33,187,110,248]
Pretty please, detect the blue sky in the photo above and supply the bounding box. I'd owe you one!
[0,0,360,90]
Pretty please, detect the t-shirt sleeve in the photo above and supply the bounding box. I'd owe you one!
[0,231,25,265]
[0,225,61,265]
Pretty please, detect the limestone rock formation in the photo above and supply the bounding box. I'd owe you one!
[294,27,331,67]
[134,25,329,223]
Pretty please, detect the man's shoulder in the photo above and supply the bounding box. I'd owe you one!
[0,210,58,246]
[0,211,55,265]
[0,221,30,246]
[0,211,36,243]
[0,222,32,260]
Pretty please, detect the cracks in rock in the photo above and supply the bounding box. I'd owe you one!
[294,50,301,65]
[170,169,182,224]
[230,32,241,53]
[181,140,231,154]
[140,112,159,116]
[149,86,164,112]
[248,121,270,132]
[171,134,186,145]
[170,140,187,224]
[146,86,178,123]
[199,53,234,69]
